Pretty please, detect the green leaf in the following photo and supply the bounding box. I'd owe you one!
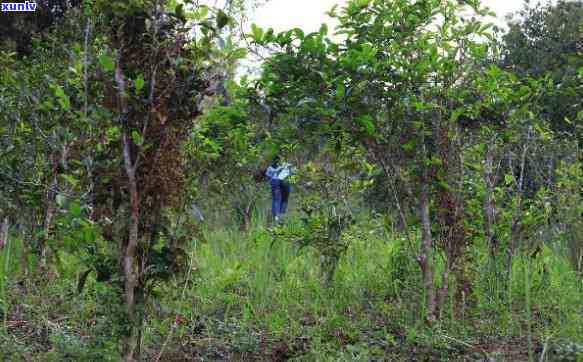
[68,200,82,218]
[336,83,345,99]
[426,156,443,167]
[401,139,417,151]
[61,174,79,187]
[326,4,338,17]
[534,123,551,141]
[293,28,305,40]
[175,3,186,23]
[53,85,71,110]
[134,74,145,95]
[438,180,452,191]
[251,23,264,42]
[216,9,230,29]
[276,32,292,47]
[263,28,275,43]
[98,53,115,72]
[131,130,143,146]
[196,5,209,19]
[106,126,121,142]
[230,48,248,61]
[356,115,375,135]
[53,85,64,97]
[59,97,70,110]
[356,0,370,8]
[450,107,465,122]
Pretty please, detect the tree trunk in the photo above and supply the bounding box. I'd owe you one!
[483,139,501,296]
[484,141,496,254]
[116,58,142,362]
[418,181,436,323]
[0,217,9,249]
[122,154,141,361]
[39,174,57,269]
[437,267,450,319]
[507,141,529,276]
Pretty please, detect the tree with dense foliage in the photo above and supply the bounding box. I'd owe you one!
[502,0,583,139]
[251,0,552,322]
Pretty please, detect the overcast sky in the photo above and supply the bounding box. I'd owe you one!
[233,0,555,76]
[249,0,538,33]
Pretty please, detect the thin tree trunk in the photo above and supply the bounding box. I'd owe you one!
[437,266,450,319]
[21,212,36,277]
[418,181,436,323]
[0,217,9,249]
[39,174,57,269]
[508,140,529,269]
[483,139,500,295]
[484,141,496,253]
[116,56,141,362]
[123,147,140,361]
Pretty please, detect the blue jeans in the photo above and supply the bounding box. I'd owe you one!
[271,179,291,217]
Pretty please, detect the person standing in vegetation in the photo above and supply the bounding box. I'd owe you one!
[266,155,292,224]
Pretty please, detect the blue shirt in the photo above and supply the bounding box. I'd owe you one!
[266,163,291,181]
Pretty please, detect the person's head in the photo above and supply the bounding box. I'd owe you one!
[272,155,281,167]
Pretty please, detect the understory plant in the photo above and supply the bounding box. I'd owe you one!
[274,139,372,288]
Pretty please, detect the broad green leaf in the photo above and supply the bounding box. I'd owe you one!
[134,74,145,94]
[131,130,143,146]
[68,200,82,218]
[216,9,230,29]
[336,83,345,99]
[59,98,70,110]
[401,139,417,151]
[326,4,338,17]
[98,53,115,72]
[106,126,121,142]
[230,48,248,61]
[450,108,465,122]
[251,23,264,42]
[356,115,375,135]
[61,174,79,187]
[438,180,452,191]
[292,28,305,40]
[52,85,71,110]
[53,85,65,98]
[197,5,209,19]
[356,0,370,8]
[175,3,186,23]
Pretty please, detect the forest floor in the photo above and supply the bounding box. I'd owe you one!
[1,218,582,361]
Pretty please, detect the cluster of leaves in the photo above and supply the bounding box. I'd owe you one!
[185,80,271,228]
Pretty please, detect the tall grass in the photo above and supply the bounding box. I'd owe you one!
[0,235,22,331]
[161,212,583,359]
[1,210,582,359]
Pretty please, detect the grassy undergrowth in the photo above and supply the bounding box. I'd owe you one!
[0,215,582,361]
